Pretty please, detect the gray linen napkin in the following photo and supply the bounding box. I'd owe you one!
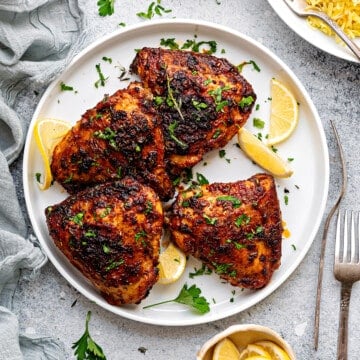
[0,1,87,358]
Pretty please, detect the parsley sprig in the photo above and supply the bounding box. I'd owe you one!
[97,0,115,16]
[72,311,107,360]
[143,284,210,314]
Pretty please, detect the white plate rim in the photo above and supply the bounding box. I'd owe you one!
[267,0,360,63]
[23,18,330,326]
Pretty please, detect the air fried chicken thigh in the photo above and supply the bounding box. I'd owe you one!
[131,47,257,174]
[168,173,283,289]
[51,81,174,200]
[45,177,163,305]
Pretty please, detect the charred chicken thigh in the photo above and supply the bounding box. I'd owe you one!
[168,173,283,289]
[45,177,163,305]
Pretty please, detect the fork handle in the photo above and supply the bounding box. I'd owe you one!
[312,12,360,61]
[337,282,353,360]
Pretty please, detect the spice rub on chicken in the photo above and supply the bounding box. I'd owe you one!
[130,47,256,174]
[51,81,174,200]
[168,173,282,289]
[45,177,163,305]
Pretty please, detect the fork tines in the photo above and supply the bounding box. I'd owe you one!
[335,210,360,265]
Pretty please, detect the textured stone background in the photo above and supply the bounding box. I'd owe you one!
[10,0,360,359]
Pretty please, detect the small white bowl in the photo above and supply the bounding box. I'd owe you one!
[197,324,296,360]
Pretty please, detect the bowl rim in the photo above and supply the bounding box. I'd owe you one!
[196,324,296,360]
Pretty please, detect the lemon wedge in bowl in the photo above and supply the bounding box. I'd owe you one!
[253,341,290,360]
[239,344,271,359]
[34,118,71,190]
[212,338,241,360]
[158,242,186,284]
[237,128,293,178]
[267,78,299,146]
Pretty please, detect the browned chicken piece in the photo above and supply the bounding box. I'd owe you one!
[51,81,174,200]
[130,47,256,175]
[45,177,163,305]
[168,173,283,289]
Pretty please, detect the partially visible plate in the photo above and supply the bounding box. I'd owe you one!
[267,0,360,63]
[23,19,329,326]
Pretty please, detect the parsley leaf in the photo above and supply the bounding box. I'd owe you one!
[143,283,210,314]
[137,0,172,19]
[72,311,107,360]
[97,0,115,16]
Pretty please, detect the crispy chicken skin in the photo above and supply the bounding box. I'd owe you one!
[51,81,174,200]
[130,47,256,174]
[168,173,282,289]
[45,177,163,305]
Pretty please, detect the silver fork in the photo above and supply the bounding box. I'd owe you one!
[334,210,360,359]
[282,0,360,61]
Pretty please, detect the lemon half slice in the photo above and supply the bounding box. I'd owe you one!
[253,341,290,360]
[267,78,299,146]
[238,128,293,178]
[34,118,71,190]
[158,242,186,284]
[212,338,241,360]
[239,344,271,360]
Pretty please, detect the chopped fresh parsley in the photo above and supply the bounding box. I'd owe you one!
[72,311,107,360]
[160,37,180,50]
[70,212,84,226]
[137,0,172,19]
[105,259,124,272]
[196,172,209,185]
[203,214,217,225]
[208,85,231,112]
[143,283,210,314]
[238,95,255,109]
[284,195,289,205]
[97,0,115,16]
[234,214,250,227]
[237,60,261,73]
[216,195,241,208]
[226,239,246,250]
[189,264,212,278]
[168,121,188,149]
[35,172,41,183]
[94,63,108,88]
[94,127,118,149]
[253,118,265,129]
[102,56,112,64]
[182,37,217,54]
[60,81,74,92]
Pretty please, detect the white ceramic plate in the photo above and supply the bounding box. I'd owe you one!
[23,19,329,326]
[267,0,360,63]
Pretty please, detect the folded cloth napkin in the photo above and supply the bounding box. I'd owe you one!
[0,1,89,358]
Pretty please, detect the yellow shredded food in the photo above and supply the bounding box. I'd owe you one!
[306,0,360,39]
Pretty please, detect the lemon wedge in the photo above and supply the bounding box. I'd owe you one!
[267,78,299,146]
[158,242,186,284]
[212,338,241,360]
[34,118,71,190]
[253,341,290,360]
[239,344,271,360]
[238,127,293,178]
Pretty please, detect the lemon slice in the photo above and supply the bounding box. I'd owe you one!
[212,338,241,360]
[267,78,299,146]
[158,242,186,284]
[34,118,71,190]
[238,127,293,178]
[239,344,271,360]
[253,341,290,360]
